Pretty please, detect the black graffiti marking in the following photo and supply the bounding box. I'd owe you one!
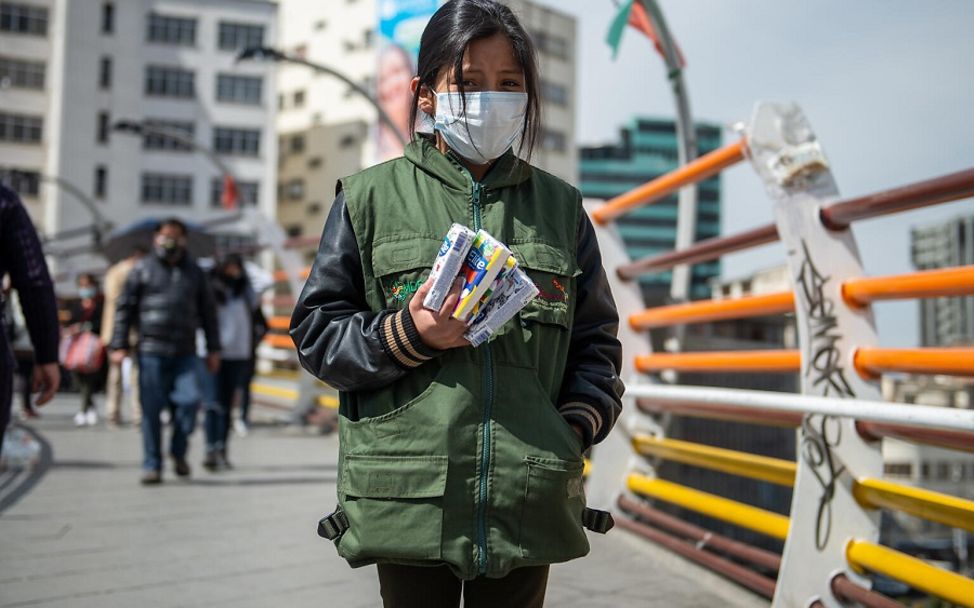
[801,414,846,551]
[794,240,855,399]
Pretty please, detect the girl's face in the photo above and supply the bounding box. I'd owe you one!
[413,32,525,118]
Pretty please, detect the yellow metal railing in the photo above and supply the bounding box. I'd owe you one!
[853,477,974,533]
[631,435,796,487]
[627,473,790,540]
[846,540,974,608]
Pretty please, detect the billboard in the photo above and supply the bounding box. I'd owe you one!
[376,0,443,160]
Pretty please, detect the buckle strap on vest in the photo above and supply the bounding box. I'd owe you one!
[317,506,349,541]
[582,507,615,534]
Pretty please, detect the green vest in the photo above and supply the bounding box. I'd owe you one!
[336,138,588,579]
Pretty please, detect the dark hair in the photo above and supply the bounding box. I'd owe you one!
[408,0,541,161]
[156,217,187,236]
[77,273,99,289]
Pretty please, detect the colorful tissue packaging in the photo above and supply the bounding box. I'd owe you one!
[464,264,540,347]
[423,223,476,311]
[421,225,539,345]
[451,230,512,323]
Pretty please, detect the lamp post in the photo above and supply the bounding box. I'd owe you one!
[236,46,408,147]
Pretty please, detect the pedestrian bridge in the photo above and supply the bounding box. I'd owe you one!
[4,103,973,607]
[256,102,974,607]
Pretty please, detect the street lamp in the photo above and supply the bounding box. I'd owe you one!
[236,46,408,147]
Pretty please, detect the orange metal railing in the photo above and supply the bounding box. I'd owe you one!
[635,350,801,374]
[843,265,974,306]
[855,347,974,379]
[629,291,795,330]
[592,139,748,225]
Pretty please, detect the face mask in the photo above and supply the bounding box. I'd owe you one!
[79,287,96,299]
[155,237,184,262]
[434,91,527,164]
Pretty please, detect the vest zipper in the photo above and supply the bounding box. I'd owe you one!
[471,180,493,575]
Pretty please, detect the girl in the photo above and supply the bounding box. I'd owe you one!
[291,2,623,606]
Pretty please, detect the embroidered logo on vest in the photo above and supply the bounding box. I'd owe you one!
[535,277,568,303]
[388,279,422,303]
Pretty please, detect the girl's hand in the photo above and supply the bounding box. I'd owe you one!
[408,276,470,350]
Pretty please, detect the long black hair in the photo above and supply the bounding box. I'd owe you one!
[408,0,542,161]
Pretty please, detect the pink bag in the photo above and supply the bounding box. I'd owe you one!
[60,331,106,373]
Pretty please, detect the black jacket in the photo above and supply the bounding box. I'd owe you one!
[111,252,220,357]
[290,192,624,448]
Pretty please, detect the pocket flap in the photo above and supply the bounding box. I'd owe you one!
[371,237,444,277]
[342,454,448,499]
[509,242,579,277]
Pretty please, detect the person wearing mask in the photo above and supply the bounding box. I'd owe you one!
[0,184,60,450]
[202,254,259,471]
[67,273,106,426]
[101,246,146,427]
[110,218,220,485]
[290,2,623,606]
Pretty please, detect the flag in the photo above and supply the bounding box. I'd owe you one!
[221,174,239,209]
[606,0,686,67]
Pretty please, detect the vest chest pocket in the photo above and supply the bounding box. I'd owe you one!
[338,454,448,561]
[509,242,579,329]
[371,236,444,310]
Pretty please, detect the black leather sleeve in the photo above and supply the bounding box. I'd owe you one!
[557,210,625,449]
[110,264,140,352]
[290,192,441,393]
[197,267,221,354]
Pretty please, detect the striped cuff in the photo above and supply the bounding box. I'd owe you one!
[558,401,604,449]
[378,309,441,370]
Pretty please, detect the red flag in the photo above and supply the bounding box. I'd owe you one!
[629,2,686,68]
[221,174,239,210]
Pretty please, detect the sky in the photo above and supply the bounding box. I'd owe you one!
[532,0,974,347]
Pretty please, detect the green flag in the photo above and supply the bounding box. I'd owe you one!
[606,0,635,60]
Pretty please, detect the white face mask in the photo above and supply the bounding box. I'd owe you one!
[433,91,528,164]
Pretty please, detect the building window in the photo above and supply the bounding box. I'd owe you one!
[0,55,44,89]
[540,128,567,153]
[289,134,305,154]
[307,203,322,215]
[213,127,260,157]
[0,112,42,144]
[285,179,304,201]
[101,2,114,34]
[216,74,262,105]
[209,178,258,208]
[146,13,196,46]
[293,89,305,107]
[339,134,357,148]
[277,94,285,110]
[99,56,112,89]
[0,2,48,36]
[141,173,193,206]
[314,20,326,31]
[217,21,264,51]
[145,65,195,98]
[0,167,40,197]
[143,119,195,151]
[94,166,107,199]
[531,30,568,60]
[883,462,913,478]
[307,156,322,169]
[97,111,110,144]
[286,224,303,238]
[540,79,569,107]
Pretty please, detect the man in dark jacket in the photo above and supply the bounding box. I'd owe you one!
[110,218,220,484]
[0,184,60,450]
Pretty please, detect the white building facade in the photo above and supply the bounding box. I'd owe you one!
[274,0,577,239]
[0,0,278,273]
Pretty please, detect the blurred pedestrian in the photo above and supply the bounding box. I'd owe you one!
[202,254,261,470]
[66,273,106,426]
[2,281,39,419]
[0,184,60,450]
[236,302,267,436]
[110,218,220,485]
[101,246,145,427]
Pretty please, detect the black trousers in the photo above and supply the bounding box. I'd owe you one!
[377,563,549,608]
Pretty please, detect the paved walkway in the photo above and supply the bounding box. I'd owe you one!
[0,394,765,607]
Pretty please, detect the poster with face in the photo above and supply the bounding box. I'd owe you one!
[376,0,443,161]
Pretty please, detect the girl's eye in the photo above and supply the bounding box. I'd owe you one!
[502,80,522,88]
[462,80,478,88]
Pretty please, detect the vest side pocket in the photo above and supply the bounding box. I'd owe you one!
[338,454,448,561]
[517,456,589,562]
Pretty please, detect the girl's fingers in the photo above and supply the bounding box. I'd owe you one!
[439,277,465,317]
